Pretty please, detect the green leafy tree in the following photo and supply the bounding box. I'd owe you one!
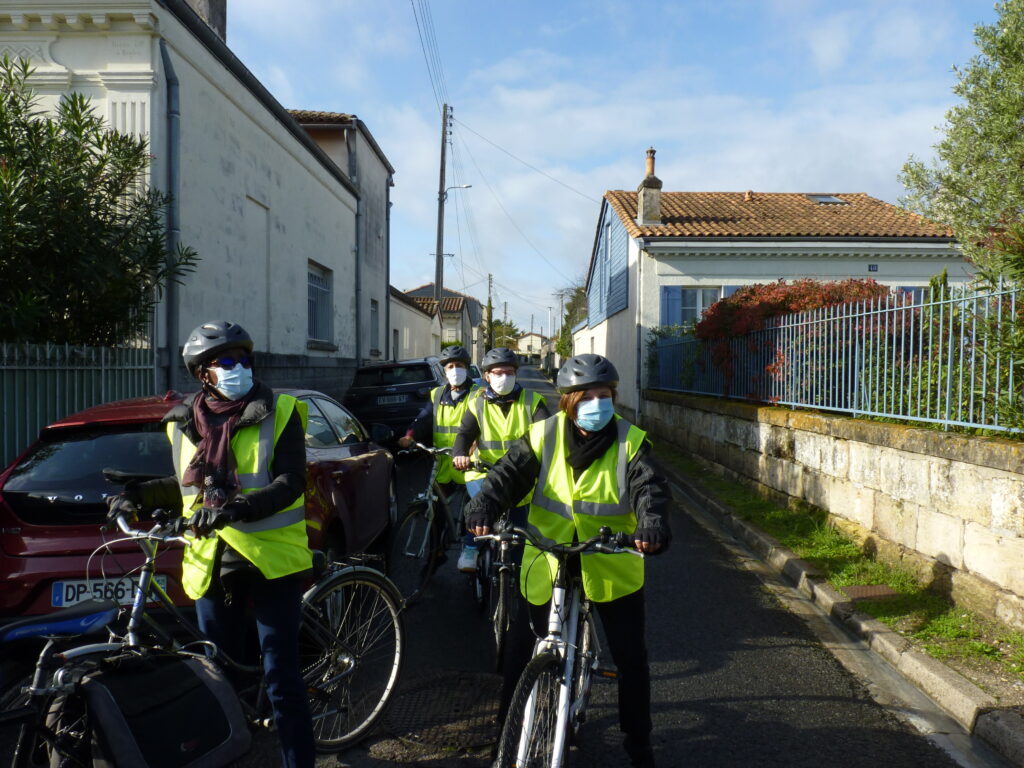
[555,282,587,358]
[0,56,197,344]
[899,0,1024,279]
[487,319,520,349]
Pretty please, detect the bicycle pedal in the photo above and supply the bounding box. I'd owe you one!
[595,667,618,679]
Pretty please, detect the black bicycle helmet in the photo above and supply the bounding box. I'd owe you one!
[182,321,254,378]
[481,347,519,372]
[556,354,619,393]
[439,345,471,365]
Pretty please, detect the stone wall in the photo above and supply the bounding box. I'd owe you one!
[642,390,1024,630]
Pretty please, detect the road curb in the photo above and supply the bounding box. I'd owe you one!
[660,461,1024,767]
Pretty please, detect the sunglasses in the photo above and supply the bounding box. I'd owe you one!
[213,355,253,370]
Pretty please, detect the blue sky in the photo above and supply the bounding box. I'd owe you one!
[228,0,998,334]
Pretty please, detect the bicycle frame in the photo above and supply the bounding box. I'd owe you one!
[515,563,590,768]
[396,444,461,557]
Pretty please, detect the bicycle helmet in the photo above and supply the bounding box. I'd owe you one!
[481,347,519,372]
[439,345,471,365]
[182,321,254,378]
[556,354,619,393]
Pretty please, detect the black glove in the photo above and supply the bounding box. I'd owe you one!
[105,492,140,528]
[185,506,239,537]
[465,500,494,532]
[632,527,669,554]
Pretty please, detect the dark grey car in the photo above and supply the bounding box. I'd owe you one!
[342,357,444,443]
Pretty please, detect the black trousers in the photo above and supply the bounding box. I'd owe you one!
[501,586,652,741]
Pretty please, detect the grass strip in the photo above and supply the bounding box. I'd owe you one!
[658,446,1024,688]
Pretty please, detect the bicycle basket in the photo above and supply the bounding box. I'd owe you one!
[80,649,250,768]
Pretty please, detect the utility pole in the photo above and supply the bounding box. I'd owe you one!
[433,103,449,339]
[487,273,494,350]
[547,306,552,342]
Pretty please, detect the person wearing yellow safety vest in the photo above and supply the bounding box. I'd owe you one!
[452,346,550,572]
[398,344,480,569]
[463,354,671,768]
[105,321,314,768]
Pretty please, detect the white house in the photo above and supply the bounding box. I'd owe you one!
[0,0,390,401]
[515,332,546,364]
[388,286,435,361]
[290,110,394,365]
[575,149,971,420]
[403,284,484,362]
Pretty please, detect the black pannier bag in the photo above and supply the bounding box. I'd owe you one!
[80,650,250,768]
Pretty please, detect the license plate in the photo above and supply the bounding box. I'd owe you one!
[52,575,169,608]
[377,394,408,405]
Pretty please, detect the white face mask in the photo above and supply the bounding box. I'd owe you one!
[446,367,468,387]
[489,373,516,396]
[211,365,254,400]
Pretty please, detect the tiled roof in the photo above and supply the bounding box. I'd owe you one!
[288,110,355,125]
[409,296,466,314]
[603,191,953,239]
[390,286,432,314]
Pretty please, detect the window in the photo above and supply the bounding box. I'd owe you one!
[315,398,365,445]
[369,299,380,352]
[660,286,722,326]
[307,262,332,342]
[392,329,399,360]
[723,285,742,298]
[444,328,457,342]
[805,194,848,205]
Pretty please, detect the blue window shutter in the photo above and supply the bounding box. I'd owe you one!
[660,286,682,325]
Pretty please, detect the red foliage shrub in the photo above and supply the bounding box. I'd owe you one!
[695,278,892,341]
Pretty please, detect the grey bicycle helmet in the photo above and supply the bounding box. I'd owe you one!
[556,354,619,393]
[182,321,254,378]
[439,345,471,365]
[481,347,519,371]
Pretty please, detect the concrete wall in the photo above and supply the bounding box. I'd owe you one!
[642,390,1024,630]
[389,297,434,360]
[0,3,363,401]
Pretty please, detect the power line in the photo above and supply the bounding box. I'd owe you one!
[453,116,600,203]
[456,125,575,284]
[409,0,442,113]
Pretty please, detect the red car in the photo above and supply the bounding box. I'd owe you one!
[0,389,396,619]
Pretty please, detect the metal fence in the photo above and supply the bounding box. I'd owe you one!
[650,283,1023,432]
[1,341,156,468]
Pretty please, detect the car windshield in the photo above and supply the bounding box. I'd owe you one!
[352,365,433,387]
[3,424,173,526]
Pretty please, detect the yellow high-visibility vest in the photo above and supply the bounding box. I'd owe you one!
[430,384,478,485]
[521,412,646,604]
[169,394,312,600]
[469,388,545,465]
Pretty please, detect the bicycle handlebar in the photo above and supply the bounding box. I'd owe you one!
[474,524,642,558]
[398,443,491,472]
[111,511,190,545]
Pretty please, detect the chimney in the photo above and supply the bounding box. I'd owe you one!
[636,147,662,226]
[185,0,227,40]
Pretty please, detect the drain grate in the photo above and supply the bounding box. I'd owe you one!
[386,670,502,750]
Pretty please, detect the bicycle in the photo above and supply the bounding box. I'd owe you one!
[0,511,406,766]
[486,524,641,768]
[387,442,482,605]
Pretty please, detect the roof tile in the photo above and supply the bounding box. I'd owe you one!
[605,191,952,239]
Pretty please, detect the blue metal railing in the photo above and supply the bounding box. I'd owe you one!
[649,284,1021,432]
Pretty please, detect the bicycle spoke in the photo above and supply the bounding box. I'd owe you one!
[299,570,404,750]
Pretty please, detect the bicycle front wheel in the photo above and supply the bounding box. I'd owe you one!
[494,651,566,768]
[1,669,92,768]
[299,567,405,750]
[491,565,514,672]
[386,503,438,604]
[570,611,598,743]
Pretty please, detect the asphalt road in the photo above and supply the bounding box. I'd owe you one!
[318,367,968,767]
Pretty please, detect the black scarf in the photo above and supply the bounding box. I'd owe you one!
[565,415,617,474]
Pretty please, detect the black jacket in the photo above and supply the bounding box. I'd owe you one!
[137,382,305,522]
[463,415,672,543]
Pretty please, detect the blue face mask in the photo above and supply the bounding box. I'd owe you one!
[211,365,254,400]
[575,397,614,432]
